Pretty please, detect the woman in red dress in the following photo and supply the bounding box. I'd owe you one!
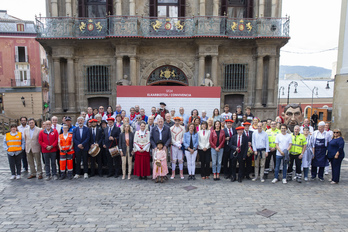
[133,122,151,179]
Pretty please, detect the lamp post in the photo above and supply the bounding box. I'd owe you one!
[310,86,318,119]
[277,86,285,116]
[287,81,298,105]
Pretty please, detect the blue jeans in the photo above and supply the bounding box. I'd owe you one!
[275,155,287,179]
[211,148,224,174]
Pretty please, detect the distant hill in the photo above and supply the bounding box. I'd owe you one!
[279,66,331,79]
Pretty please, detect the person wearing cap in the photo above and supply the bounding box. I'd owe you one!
[170,108,176,120]
[243,122,253,180]
[102,117,121,178]
[72,117,91,179]
[222,119,236,179]
[58,124,74,180]
[159,102,169,119]
[264,121,281,179]
[183,123,199,180]
[311,121,332,181]
[228,126,248,182]
[273,124,292,184]
[89,119,103,177]
[251,122,269,182]
[221,104,232,121]
[201,110,209,122]
[169,116,185,179]
[4,123,25,180]
[62,116,75,134]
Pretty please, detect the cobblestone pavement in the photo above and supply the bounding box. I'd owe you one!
[1,134,348,232]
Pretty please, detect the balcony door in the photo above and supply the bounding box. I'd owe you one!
[221,0,253,18]
[78,0,113,17]
[149,0,185,17]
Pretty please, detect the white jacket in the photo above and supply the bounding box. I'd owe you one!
[198,129,211,150]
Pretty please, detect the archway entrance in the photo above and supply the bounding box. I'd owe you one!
[147,65,188,86]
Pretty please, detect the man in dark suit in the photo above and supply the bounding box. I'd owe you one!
[223,119,237,179]
[89,119,103,177]
[150,117,171,151]
[102,117,121,178]
[73,116,91,179]
[228,126,248,182]
[243,122,253,179]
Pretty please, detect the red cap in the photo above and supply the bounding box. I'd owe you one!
[243,122,251,126]
[89,119,98,123]
[106,117,115,121]
[236,126,245,131]
[225,119,234,123]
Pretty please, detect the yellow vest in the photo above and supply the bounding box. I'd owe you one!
[266,128,280,148]
[6,132,22,152]
[290,133,307,155]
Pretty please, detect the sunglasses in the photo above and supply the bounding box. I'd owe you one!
[334,132,340,134]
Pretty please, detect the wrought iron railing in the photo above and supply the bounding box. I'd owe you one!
[11,78,36,87]
[35,16,290,39]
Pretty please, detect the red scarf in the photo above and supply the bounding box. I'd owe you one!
[130,114,136,121]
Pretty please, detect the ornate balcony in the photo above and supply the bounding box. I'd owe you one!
[35,16,289,39]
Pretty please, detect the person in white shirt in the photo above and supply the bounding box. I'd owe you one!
[198,121,211,179]
[221,104,232,121]
[170,117,185,179]
[51,116,62,133]
[300,118,314,134]
[85,107,94,122]
[273,124,293,184]
[17,117,29,172]
[251,122,269,182]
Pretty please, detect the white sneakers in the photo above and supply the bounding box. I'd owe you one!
[16,175,21,180]
[10,175,16,180]
[304,177,308,181]
[272,178,278,184]
[74,174,80,179]
[84,173,89,179]
[261,179,265,183]
[252,178,257,181]
[282,179,287,184]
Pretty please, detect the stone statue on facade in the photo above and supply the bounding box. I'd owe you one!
[117,74,131,86]
[201,73,214,87]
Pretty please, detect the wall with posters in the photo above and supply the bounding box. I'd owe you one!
[117,86,221,118]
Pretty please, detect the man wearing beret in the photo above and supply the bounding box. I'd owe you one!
[222,119,236,179]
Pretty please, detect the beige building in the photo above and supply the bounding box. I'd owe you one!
[37,0,289,120]
[333,0,348,138]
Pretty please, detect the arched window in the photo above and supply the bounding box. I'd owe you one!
[85,65,111,94]
[78,0,113,17]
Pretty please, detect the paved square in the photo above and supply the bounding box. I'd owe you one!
[1,135,348,231]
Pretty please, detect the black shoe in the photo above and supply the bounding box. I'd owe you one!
[99,174,103,177]
[144,176,148,180]
[213,177,217,181]
[192,175,196,180]
[107,174,113,178]
[59,174,66,180]
[139,176,143,180]
[224,175,229,179]
[216,177,220,181]
[245,176,251,180]
[114,174,119,178]
[238,178,242,183]
[188,175,191,180]
[68,174,73,180]
[90,174,95,177]
[230,177,236,182]
[264,174,268,179]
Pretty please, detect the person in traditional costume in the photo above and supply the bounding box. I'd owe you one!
[133,121,151,179]
[153,140,169,183]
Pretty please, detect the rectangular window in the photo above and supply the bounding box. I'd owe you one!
[223,64,248,91]
[18,47,26,62]
[85,65,111,94]
[319,112,324,121]
[17,24,24,31]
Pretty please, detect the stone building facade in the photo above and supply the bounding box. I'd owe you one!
[37,0,289,120]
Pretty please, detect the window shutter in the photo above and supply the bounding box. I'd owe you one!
[246,0,253,18]
[14,70,19,80]
[15,46,19,62]
[107,0,114,15]
[221,0,227,16]
[27,65,31,81]
[24,46,28,62]
[149,0,157,17]
[178,0,185,17]
[78,0,85,17]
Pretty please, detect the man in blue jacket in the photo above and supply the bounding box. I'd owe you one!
[73,117,90,179]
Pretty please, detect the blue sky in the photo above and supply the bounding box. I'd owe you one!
[2,0,342,70]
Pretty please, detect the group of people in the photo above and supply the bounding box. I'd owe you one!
[4,102,345,185]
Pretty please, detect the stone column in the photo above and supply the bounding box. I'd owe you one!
[51,0,58,17]
[213,0,219,16]
[255,56,263,107]
[198,55,205,86]
[53,58,62,112]
[66,0,72,16]
[130,56,137,85]
[129,0,136,15]
[259,0,265,17]
[67,58,76,112]
[267,56,276,106]
[116,56,123,82]
[200,0,205,16]
[211,55,218,86]
[116,0,122,15]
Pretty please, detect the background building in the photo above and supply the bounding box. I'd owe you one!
[0,10,46,120]
[333,0,348,138]
[37,0,290,121]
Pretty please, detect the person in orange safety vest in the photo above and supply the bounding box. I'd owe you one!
[58,124,74,180]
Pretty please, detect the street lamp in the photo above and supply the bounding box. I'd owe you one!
[277,86,285,116]
[287,81,298,105]
[310,86,318,119]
